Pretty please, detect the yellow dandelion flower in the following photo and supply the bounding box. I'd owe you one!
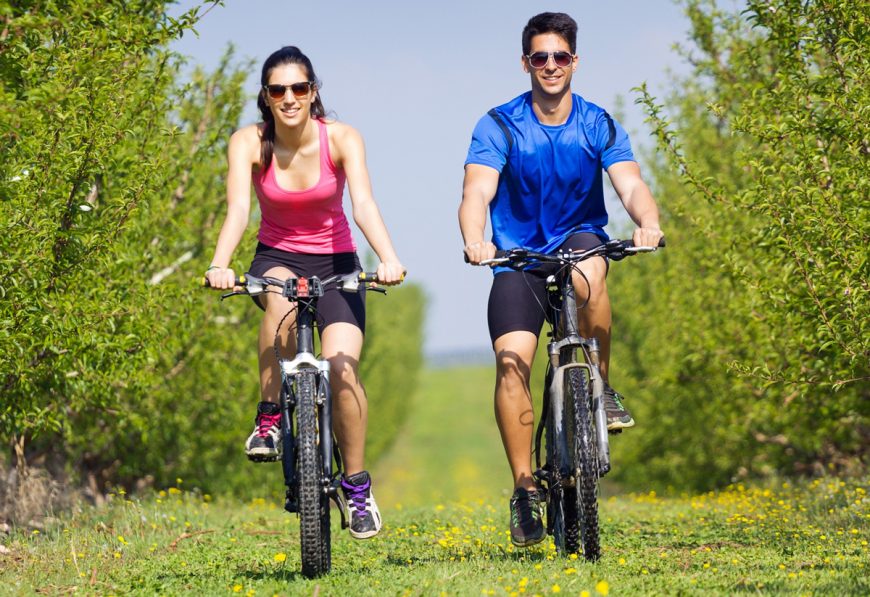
[551,585,561,593]
[618,557,626,565]
[274,552,287,563]
[113,552,121,559]
[117,535,127,544]
[233,584,242,592]
[595,580,609,595]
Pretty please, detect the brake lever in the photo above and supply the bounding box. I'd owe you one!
[219,290,247,301]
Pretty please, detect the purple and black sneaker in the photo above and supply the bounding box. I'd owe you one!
[340,470,382,539]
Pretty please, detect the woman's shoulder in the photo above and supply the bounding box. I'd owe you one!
[228,124,263,160]
[323,119,363,147]
[230,123,263,144]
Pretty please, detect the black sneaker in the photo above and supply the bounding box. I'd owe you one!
[604,386,635,430]
[509,488,545,547]
[244,401,282,461]
[340,471,382,539]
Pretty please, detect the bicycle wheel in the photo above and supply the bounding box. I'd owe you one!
[295,370,331,578]
[546,371,581,555]
[568,366,600,561]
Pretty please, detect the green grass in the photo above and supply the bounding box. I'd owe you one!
[2,367,868,595]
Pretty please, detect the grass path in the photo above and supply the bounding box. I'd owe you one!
[1,367,868,595]
[372,366,512,508]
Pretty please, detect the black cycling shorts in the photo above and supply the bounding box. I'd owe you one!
[487,232,607,343]
[248,242,366,333]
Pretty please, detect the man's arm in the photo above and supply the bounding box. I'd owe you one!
[606,161,664,247]
[459,164,500,263]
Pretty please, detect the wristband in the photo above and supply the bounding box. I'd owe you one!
[206,265,222,272]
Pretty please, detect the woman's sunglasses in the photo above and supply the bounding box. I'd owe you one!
[525,51,574,69]
[264,81,315,100]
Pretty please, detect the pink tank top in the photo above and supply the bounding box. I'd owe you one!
[253,119,356,254]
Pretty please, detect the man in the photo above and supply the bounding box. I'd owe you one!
[459,12,664,547]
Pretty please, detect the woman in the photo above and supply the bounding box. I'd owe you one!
[205,46,404,540]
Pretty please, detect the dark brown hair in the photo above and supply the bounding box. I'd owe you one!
[522,12,578,55]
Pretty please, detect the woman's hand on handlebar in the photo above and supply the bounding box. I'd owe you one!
[205,266,238,290]
[376,261,406,285]
[464,240,497,265]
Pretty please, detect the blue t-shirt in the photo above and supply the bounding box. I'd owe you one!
[465,91,635,255]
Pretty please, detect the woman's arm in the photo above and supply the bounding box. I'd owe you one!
[332,123,404,284]
[206,126,257,289]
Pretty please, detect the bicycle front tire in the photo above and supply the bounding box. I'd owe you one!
[546,370,581,555]
[569,366,601,561]
[296,370,331,578]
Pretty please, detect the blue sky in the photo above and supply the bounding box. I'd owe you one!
[169,0,693,355]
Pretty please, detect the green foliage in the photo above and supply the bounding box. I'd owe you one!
[608,0,869,490]
[361,284,426,464]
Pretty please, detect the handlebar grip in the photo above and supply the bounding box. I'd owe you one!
[464,249,506,263]
[358,271,406,283]
[202,274,246,288]
[622,237,666,249]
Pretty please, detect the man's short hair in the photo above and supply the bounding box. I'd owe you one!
[522,12,578,55]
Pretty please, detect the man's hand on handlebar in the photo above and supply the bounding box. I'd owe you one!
[464,240,497,265]
[631,227,665,249]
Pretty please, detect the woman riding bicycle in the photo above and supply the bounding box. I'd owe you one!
[204,46,404,540]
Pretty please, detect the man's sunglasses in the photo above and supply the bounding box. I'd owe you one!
[525,51,574,69]
[264,81,315,100]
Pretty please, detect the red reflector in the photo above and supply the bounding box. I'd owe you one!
[297,277,309,297]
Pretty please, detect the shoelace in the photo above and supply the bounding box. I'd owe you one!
[604,388,625,410]
[256,412,280,437]
[511,492,541,524]
[342,480,371,519]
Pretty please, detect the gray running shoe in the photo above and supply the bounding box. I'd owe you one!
[509,488,545,547]
[603,386,635,430]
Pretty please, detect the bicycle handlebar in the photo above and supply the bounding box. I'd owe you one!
[203,271,399,300]
[465,238,665,268]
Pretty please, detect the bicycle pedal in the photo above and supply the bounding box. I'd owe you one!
[247,453,281,463]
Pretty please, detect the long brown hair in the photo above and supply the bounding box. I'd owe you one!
[256,46,326,172]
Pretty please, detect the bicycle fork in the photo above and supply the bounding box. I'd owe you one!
[584,338,611,477]
[545,348,611,479]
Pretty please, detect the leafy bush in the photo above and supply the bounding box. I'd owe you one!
[608,0,868,490]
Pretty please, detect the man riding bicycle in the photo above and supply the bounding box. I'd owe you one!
[459,12,664,548]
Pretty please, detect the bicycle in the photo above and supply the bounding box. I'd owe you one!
[478,238,664,561]
[206,270,390,578]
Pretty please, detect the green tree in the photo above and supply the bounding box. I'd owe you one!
[608,0,868,490]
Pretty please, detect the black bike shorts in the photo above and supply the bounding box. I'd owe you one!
[487,232,607,344]
[248,242,366,333]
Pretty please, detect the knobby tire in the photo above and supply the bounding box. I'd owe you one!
[296,371,331,578]
[546,371,581,555]
[568,367,601,561]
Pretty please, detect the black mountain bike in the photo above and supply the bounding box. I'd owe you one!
[481,238,664,561]
[207,270,388,578]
